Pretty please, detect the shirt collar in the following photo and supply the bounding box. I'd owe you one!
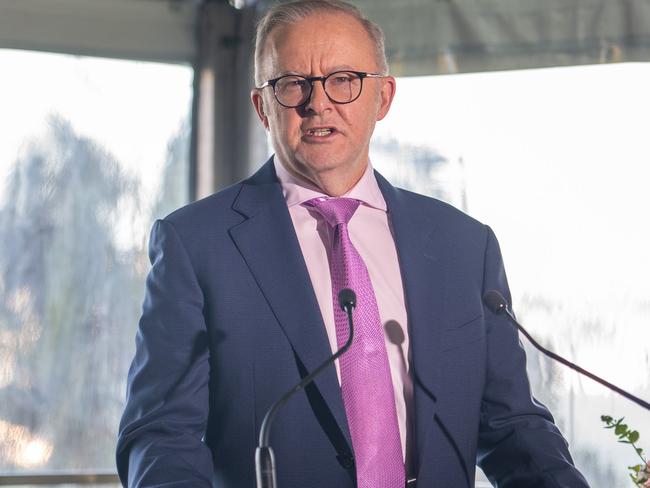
[273,155,387,212]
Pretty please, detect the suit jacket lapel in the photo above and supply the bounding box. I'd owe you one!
[228,160,351,447]
[376,172,448,468]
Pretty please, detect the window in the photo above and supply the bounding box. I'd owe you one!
[371,63,650,487]
[0,49,193,480]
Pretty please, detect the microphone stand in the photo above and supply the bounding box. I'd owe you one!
[255,289,357,488]
[483,290,650,412]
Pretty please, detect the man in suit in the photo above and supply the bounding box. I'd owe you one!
[117,1,589,486]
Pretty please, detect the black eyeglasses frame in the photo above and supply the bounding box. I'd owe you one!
[257,70,385,108]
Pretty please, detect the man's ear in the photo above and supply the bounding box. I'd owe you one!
[376,76,396,122]
[251,89,270,129]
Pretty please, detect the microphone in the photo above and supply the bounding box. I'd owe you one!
[338,288,356,312]
[483,290,650,412]
[255,288,357,488]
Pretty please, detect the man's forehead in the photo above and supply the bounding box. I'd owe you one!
[260,12,376,76]
[275,12,368,43]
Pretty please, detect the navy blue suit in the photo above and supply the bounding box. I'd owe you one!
[116,159,588,487]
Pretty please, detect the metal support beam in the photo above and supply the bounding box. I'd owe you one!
[192,2,266,199]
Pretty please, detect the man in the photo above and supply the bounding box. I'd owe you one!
[117,1,589,487]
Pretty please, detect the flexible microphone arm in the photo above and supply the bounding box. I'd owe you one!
[483,290,650,412]
[255,288,357,488]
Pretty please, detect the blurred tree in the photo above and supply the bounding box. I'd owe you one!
[0,115,143,469]
[152,118,190,221]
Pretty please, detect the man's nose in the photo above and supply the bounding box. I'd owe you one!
[304,79,332,113]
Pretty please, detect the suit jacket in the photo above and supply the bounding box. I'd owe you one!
[116,159,589,487]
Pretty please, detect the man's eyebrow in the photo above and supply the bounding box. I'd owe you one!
[274,66,358,77]
[276,70,303,77]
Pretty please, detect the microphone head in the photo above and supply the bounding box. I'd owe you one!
[338,288,356,312]
[483,290,508,315]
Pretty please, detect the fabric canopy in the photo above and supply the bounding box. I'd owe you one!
[0,0,196,63]
[357,0,650,75]
[3,0,649,73]
[258,0,650,75]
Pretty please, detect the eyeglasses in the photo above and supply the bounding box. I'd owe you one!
[257,70,385,108]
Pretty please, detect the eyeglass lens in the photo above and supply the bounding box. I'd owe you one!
[274,71,362,107]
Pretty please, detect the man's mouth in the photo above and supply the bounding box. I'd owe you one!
[304,127,335,137]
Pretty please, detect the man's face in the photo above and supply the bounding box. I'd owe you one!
[251,12,396,194]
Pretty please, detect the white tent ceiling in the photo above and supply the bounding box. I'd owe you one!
[1,0,649,73]
[0,0,196,63]
[359,0,650,75]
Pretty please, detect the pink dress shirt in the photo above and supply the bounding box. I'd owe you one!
[274,158,414,469]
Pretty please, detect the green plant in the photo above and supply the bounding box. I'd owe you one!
[601,415,649,486]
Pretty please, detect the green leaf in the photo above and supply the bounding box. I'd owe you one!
[628,431,640,443]
[616,424,628,436]
[602,415,613,423]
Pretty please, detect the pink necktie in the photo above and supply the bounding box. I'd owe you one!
[305,197,405,488]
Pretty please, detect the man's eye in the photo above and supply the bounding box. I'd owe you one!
[279,78,306,89]
[288,79,308,88]
[333,76,352,84]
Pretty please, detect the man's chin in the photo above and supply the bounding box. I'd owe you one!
[296,153,341,174]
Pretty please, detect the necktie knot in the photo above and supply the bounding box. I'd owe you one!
[305,197,361,228]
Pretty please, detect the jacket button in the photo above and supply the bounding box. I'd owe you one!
[337,452,355,470]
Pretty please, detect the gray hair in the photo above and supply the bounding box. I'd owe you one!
[254,0,389,86]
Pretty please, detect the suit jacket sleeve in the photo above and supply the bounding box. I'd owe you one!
[477,226,589,487]
[116,219,214,487]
